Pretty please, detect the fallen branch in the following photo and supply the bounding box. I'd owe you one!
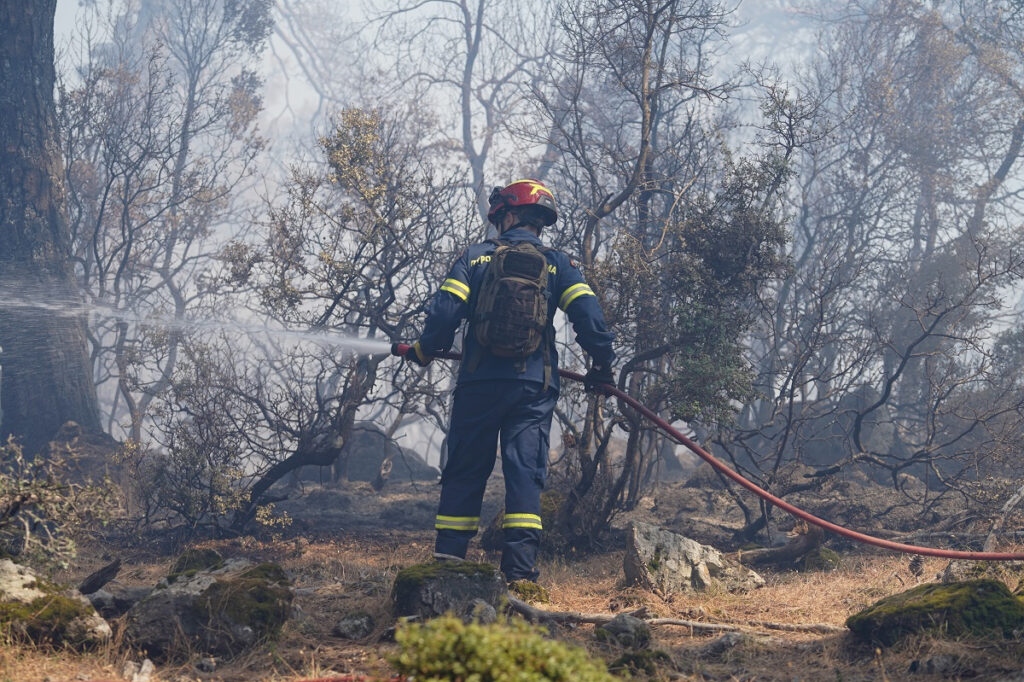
[506,595,845,635]
[78,558,121,595]
[506,595,654,626]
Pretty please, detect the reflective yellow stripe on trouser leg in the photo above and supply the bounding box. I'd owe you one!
[435,515,480,531]
[502,513,543,530]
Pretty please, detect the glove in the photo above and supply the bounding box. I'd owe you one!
[583,363,614,393]
[404,341,432,368]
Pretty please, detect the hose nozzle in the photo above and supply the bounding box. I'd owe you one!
[391,342,411,357]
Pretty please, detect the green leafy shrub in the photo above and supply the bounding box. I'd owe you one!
[0,437,114,570]
[391,615,615,681]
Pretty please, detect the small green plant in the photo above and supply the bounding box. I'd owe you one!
[391,615,615,681]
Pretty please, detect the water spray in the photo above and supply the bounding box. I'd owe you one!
[391,343,1024,561]
[0,291,392,355]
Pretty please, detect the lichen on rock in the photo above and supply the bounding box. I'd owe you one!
[846,578,1024,646]
[0,559,111,647]
[126,556,292,659]
[392,561,505,621]
[624,521,764,594]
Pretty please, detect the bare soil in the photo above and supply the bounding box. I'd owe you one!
[4,477,1024,682]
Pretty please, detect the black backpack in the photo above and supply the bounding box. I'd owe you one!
[468,238,553,386]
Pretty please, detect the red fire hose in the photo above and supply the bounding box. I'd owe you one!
[392,344,1024,560]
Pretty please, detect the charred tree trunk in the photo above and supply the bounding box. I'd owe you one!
[0,2,101,453]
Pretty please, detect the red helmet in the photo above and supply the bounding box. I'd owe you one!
[487,179,558,227]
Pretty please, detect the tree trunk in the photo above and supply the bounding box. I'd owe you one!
[0,2,101,453]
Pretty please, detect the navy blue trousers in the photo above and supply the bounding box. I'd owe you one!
[434,380,557,581]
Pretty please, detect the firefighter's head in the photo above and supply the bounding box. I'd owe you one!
[487,179,558,233]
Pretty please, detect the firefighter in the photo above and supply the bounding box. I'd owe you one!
[404,179,615,584]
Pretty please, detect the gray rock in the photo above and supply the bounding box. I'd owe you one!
[0,558,47,602]
[909,654,955,675]
[699,632,749,658]
[87,583,151,619]
[333,612,375,639]
[195,657,217,673]
[125,555,293,659]
[624,522,765,595]
[466,598,497,624]
[122,661,140,679]
[392,561,506,621]
[594,614,651,648]
[0,558,111,647]
[940,559,1024,587]
[132,659,155,682]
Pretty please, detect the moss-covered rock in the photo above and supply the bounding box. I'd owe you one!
[609,649,673,676]
[508,579,550,603]
[594,613,651,648]
[846,579,1024,646]
[0,559,111,648]
[198,563,291,637]
[126,557,292,659]
[391,615,616,681]
[166,548,225,584]
[392,561,505,622]
[799,546,842,572]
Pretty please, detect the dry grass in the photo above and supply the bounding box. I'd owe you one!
[6,483,1024,681]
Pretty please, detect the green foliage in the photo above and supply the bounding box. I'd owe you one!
[661,160,792,424]
[508,580,550,604]
[391,615,615,681]
[0,438,114,571]
[846,579,1024,646]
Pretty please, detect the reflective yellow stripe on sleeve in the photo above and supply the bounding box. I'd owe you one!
[558,283,595,310]
[440,278,470,302]
[502,513,543,530]
[435,515,480,531]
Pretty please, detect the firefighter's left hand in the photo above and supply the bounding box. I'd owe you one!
[404,341,433,367]
[584,363,614,393]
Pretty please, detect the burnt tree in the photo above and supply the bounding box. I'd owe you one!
[0,2,101,453]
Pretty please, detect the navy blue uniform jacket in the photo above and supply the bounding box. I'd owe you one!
[418,227,615,392]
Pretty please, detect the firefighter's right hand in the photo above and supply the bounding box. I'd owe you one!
[404,341,433,367]
[584,363,614,393]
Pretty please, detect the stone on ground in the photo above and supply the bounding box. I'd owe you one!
[846,578,1024,645]
[87,583,151,619]
[125,549,293,659]
[594,613,651,648]
[0,558,111,647]
[333,611,375,639]
[624,521,764,594]
[392,561,505,621]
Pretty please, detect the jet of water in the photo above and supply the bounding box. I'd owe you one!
[0,290,393,355]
